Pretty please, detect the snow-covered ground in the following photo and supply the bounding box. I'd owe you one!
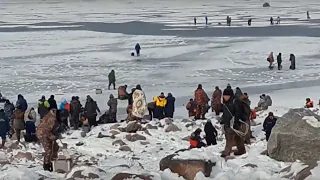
[1,0,320,179]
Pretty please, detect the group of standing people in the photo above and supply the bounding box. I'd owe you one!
[267,52,296,70]
[150,92,176,119]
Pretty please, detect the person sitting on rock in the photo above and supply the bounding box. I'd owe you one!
[189,128,206,149]
[186,98,197,117]
[0,109,10,148]
[263,112,277,141]
[204,119,218,146]
[118,85,129,100]
[255,94,268,111]
[305,98,314,108]
[153,92,167,119]
[107,94,118,122]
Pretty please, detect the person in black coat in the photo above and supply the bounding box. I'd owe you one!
[165,93,175,118]
[263,112,277,141]
[128,88,136,106]
[48,95,57,110]
[204,119,218,146]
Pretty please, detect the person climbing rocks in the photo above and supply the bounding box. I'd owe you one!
[48,95,57,110]
[70,96,81,130]
[84,95,101,127]
[277,53,282,70]
[118,85,129,100]
[263,112,277,141]
[212,86,222,116]
[36,109,59,171]
[165,93,175,118]
[194,17,197,25]
[235,87,243,99]
[24,107,37,142]
[267,52,274,69]
[248,18,252,26]
[153,92,167,119]
[4,100,14,137]
[107,94,118,122]
[270,17,274,25]
[255,94,268,111]
[186,98,197,117]
[16,94,28,112]
[204,119,218,146]
[305,98,314,108]
[276,16,280,24]
[189,128,206,148]
[242,93,251,106]
[135,43,141,56]
[38,96,50,120]
[194,84,209,120]
[266,95,272,106]
[205,16,208,25]
[0,109,10,148]
[108,69,116,90]
[289,53,296,70]
[220,88,247,157]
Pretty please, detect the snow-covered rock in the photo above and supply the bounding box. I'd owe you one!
[111,173,153,180]
[268,108,320,162]
[66,166,107,180]
[124,121,142,133]
[165,124,181,132]
[280,161,319,180]
[125,133,146,142]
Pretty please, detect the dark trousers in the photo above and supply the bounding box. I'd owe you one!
[278,63,282,70]
[88,115,97,127]
[205,136,217,146]
[70,114,80,129]
[108,82,116,90]
[266,130,272,141]
[222,127,246,156]
[136,49,140,56]
[212,104,221,116]
[148,108,153,120]
[165,111,174,118]
[154,106,164,119]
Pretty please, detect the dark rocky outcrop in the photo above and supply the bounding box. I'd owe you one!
[263,2,270,7]
[111,173,153,180]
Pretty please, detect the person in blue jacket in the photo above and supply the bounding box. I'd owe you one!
[0,109,10,148]
[263,112,277,141]
[16,94,28,111]
[135,43,141,56]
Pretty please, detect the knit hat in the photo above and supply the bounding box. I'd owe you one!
[268,112,273,116]
[223,88,233,96]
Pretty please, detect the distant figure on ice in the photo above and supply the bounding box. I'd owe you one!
[205,16,208,25]
[248,18,252,26]
[189,128,206,149]
[204,119,217,146]
[212,86,222,116]
[267,52,274,69]
[186,98,197,117]
[108,69,116,90]
[194,84,209,120]
[289,53,296,70]
[165,93,175,118]
[194,17,197,25]
[305,98,314,108]
[227,16,231,26]
[135,43,141,56]
[307,11,310,19]
[276,16,280,24]
[255,94,268,111]
[277,53,282,70]
[270,17,274,25]
[263,112,277,141]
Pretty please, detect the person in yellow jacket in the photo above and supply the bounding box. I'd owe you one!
[153,92,167,119]
[38,96,50,120]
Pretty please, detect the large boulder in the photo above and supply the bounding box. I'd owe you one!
[111,173,153,180]
[159,154,216,180]
[125,121,142,133]
[125,134,146,142]
[268,108,320,162]
[66,166,106,180]
[165,124,181,132]
[280,161,318,180]
[263,2,270,7]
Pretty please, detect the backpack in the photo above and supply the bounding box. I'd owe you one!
[233,99,251,122]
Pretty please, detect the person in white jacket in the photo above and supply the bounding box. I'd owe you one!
[24,107,37,142]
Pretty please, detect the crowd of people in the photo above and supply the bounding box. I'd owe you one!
[267,52,296,70]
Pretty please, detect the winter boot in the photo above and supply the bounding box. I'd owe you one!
[0,139,5,148]
[234,151,246,156]
[48,162,53,172]
[43,163,51,171]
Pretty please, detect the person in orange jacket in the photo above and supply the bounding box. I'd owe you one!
[189,128,206,149]
[305,98,314,108]
[186,98,197,117]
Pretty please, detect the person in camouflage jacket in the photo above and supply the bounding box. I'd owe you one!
[36,109,59,171]
[194,84,209,120]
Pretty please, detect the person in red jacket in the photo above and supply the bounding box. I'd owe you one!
[212,86,222,116]
[194,84,209,120]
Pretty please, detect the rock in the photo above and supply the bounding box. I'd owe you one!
[185,122,196,128]
[80,132,86,138]
[110,124,121,130]
[181,119,192,123]
[143,115,152,120]
[14,152,33,161]
[267,108,320,162]
[111,173,153,180]
[125,121,142,133]
[165,124,181,132]
[260,150,268,155]
[263,2,270,7]
[182,136,190,141]
[170,138,175,141]
[109,130,121,136]
[97,132,111,138]
[165,118,173,125]
[119,145,132,152]
[160,154,216,180]
[125,134,146,142]
[280,161,317,180]
[243,163,258,168]
[112,140,127,146]
[75,142,84,146]
[0,159,10,166]
[145,124,158,129]
[144,129,151,136]
[66,166,106,180]
[140,141,150,145]
[8,143,20,150]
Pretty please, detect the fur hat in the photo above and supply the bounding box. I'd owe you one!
[223,88,233,96]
